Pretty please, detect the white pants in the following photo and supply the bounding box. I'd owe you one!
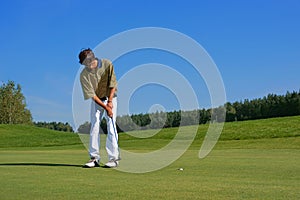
[89,97,119,161]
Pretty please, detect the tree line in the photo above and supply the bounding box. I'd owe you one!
[34,121,74,132]
[1,81,299,134]
[225,91,300,121]
[0,81,73,132]
[77,90,300,133]
[0,81,32,124]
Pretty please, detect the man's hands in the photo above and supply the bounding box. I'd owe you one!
[105,101,113,118]
[93,86,116,118]
[92,95,114,118]
[107,101,113,109]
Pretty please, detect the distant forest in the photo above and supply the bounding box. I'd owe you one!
[34,121,74,133]
[77,90,300,134]
[1,81,299,133]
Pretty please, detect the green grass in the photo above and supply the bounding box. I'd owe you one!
[0,116,300,199]
[0,124,82,148]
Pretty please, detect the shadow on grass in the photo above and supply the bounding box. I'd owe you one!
[0,163,83,168]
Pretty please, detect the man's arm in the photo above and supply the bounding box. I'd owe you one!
[107,87,116,103]
[106,87,116,113]
[92,95,113,117]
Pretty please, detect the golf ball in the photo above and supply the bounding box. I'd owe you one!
[179,168,184,171]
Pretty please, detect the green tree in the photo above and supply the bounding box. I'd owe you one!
[0,80,32,124]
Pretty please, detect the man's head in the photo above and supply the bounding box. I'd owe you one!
[78,48,96,66]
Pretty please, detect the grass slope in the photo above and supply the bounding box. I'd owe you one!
[1,116,299,149]
[118,116,300,151]
[0,116,299,199]
[0,124,82,148]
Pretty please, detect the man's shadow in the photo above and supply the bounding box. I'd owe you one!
[0,163,83,167]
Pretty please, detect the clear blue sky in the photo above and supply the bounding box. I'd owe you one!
[0,0,299,126]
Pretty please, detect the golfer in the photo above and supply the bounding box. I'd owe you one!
[78,48,120,168]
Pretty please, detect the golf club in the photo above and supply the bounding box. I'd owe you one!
[111,116,121,161]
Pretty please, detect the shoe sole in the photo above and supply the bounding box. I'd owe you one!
[104,161,119,168]
[103,165,117,168]
[82,162,100,168]
[82,165,100,168]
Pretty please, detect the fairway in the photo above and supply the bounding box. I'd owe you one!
[1,116,300,199]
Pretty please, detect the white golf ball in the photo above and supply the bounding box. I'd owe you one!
[179,168,184,171]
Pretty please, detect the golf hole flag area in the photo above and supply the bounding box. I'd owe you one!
[0,116,299,199]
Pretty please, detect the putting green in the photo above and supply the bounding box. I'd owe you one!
[0,116,299,199]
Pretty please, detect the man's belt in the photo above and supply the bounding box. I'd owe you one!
[100,94,117,101]
[100,97,107,101]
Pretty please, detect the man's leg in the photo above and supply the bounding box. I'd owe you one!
[83,102,103,168]
[105,97,120,163]
[88,101,102,162]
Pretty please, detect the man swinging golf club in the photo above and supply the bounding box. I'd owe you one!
[78,48,120,168]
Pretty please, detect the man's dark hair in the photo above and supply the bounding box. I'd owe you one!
[78,48,95,65]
